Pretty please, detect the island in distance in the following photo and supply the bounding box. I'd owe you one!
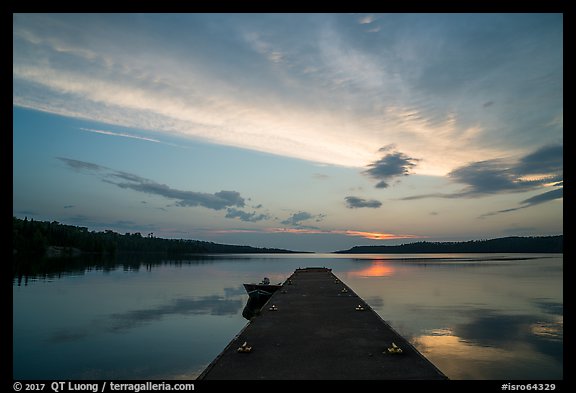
[334,235,563,254]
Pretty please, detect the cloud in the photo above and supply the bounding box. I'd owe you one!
[401,144,563,216]
[358,14,376,25]
[447,145,562,202]
[57,157,246,211]
[80,127,162,143]
[406,145,562,198]
[281,211,325,227]
[345,196,382,209]
[225,208,270,222]
[515,144,563,177]
[480,188,563,218]
[364,145,420,188]
[79,127,184,148]
[13,14,562,176]
[521,188,563,206]
[58,157,104,172]
[447,145,562,198]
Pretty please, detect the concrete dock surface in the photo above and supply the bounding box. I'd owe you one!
[198,267,447,380]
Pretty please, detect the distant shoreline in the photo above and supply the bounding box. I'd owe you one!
[334,235,563,254]
[13,217,562,255]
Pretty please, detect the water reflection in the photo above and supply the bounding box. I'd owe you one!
[13,253,562,380]
[49,295,243,342]
[413,309,563,379]
[107,296,243,330]
[12,253,227,285]
[348,260,395,277]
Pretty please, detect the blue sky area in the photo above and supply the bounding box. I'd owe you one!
[13,13,563,252]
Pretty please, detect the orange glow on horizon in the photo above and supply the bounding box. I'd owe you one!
[343,230,422,240]
[208,228,425,244]
[267,228,423,240]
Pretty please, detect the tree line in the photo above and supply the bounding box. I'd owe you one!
[12,216,295,257]
[335,235,563,254]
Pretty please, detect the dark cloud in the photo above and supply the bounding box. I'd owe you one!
[520,188,563,206]
[449,159,526,195]
[57,157,104,171]
[281,211,325,227]
[364,145,420,188]
[345,196,382,209]
[401,145,563,217]
[515,144,563,177]
[58,157,246,211]
[225,208,269,222]
[448,144,563,197]
[480,188,563,218]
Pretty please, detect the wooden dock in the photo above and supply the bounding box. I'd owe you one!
[198,267,447,380]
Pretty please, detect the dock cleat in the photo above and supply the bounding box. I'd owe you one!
[237,341,252,353]
[386,342,403,354]
[355,304,365,311]
[341,288,348,293]
[269,304,278,311]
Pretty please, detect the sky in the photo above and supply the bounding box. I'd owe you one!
[12,13,563,252]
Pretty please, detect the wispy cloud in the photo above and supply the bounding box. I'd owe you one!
[345,196,382,209]
[80,128,162,143]
[57,157,247,211]
[364,145,420,188]
[13,14,562,176]
[79,127,184,148]
[480,188,563,218]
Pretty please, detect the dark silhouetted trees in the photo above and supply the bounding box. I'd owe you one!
[12,216,296,257]
[335,236,563,254]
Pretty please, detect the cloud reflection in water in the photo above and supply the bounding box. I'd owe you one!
[50,294,243,342]
[413,311,563,379]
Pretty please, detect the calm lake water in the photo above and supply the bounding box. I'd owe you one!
[13,253,563,380]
